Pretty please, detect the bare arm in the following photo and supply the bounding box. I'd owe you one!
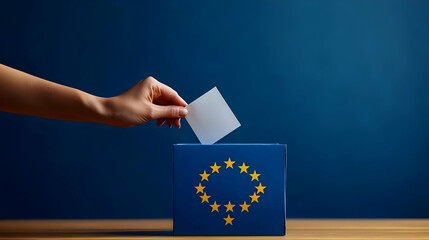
[0,64,187,128]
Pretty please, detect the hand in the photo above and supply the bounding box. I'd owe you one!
[0,65,185,128]
[101,76,187,128]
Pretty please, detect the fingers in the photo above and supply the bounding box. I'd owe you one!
[157,117,181,128]
[157,118,165,127]
[143,77,188,129]
[159,84,187,107]
[149,77,187,107]
[151,104,188,119]
[173,118,181,128]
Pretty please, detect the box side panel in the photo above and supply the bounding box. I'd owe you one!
[174,144,286,236]
[173,145,176,235]
[284,144,287,235]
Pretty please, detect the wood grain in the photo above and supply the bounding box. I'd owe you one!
[0,219,428,239]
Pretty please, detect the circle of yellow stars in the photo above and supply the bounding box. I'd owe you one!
[194,157,266,226]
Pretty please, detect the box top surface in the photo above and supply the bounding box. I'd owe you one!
[174,143,284,146]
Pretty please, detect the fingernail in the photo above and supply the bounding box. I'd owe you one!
[178,118,181,129]
[179,108,188,117]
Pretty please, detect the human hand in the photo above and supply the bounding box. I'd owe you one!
[101,77,187,128]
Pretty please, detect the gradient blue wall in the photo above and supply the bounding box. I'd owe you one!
[0,0,428,218]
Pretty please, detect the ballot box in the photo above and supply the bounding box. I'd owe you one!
[173,144,287,236]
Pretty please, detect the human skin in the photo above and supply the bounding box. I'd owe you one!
[0,64,187,128]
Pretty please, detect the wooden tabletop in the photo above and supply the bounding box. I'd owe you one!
[0,219,428,239]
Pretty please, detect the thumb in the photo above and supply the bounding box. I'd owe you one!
[151,104,188,120]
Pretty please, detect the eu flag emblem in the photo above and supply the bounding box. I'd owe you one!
[174,144,287,236]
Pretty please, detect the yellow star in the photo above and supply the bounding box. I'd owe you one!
[249,192,260,203]
[224,201,235,212]
[199,170,210,182]
[224,157,235,169]
[255,182,266,194]
[238,162,249,173]
[210,162,221,173]
[210,201,221,212]
[223,214,234,225]
[249,170,260,181]
[200,192,211,203]
[194,183,205,194]
[239,201,251,212]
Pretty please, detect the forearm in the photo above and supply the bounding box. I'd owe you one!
[0,64,107,124]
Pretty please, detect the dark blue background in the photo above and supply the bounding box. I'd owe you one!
[0,0,428,219]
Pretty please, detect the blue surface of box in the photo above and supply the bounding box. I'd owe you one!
[173,144,287,236]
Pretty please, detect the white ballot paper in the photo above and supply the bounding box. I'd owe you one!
[185,87,241,145]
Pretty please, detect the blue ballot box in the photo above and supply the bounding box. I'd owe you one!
[173,144,287,236]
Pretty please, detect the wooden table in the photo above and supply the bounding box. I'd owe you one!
[0,219,428,239]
